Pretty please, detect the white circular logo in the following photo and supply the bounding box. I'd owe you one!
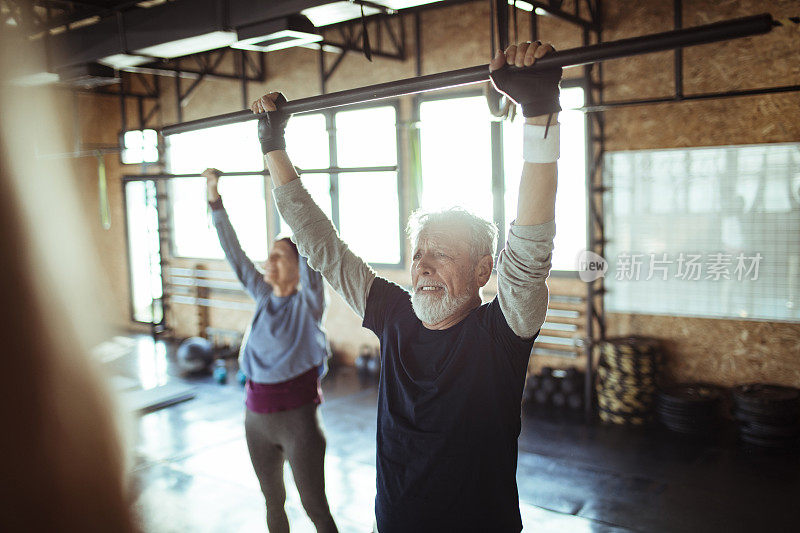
[576,250,608,282]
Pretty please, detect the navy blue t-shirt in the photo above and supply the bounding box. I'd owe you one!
[363,277,538,533]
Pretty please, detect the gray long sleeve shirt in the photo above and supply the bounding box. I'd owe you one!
[272,179,555,337]
[211,200,329,384]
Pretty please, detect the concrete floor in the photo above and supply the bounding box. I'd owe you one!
[107,336,799,532]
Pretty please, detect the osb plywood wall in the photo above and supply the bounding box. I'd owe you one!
[600,0,800,387]
[65,90,153,333]
[606,314,800,388]
[78,0,799,378]
[602,0,800,149]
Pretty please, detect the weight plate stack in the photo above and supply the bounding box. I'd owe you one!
[523,368,585,413]
[595,336,662,425]
[732,384,800,451]
[560,370,583,396]
[657,383,725,436]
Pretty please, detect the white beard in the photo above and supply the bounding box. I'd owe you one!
[411,286,472,325]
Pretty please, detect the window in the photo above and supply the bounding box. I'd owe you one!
[167,121,267,260]
[419,96,493,221]
[339,170,401,264]
[604,143,800,321]
[503,86,587,271]
[336,106,400,264]
[278,104,402,265]
[121,129,159,164]
[419,88,587,271]
[125,180,163,323]
[284,113,333,221]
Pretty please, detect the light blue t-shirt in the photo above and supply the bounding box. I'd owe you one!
[212,204,329,384]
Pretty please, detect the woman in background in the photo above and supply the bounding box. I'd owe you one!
[204,168,337,533]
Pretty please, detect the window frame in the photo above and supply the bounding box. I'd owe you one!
[163,119,270,263]
[416,79,588,278]
[272,98,406,269]
[165,174,269,262]
[121,177,166,326]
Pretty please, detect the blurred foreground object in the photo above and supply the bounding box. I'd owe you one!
[0,29,137,533]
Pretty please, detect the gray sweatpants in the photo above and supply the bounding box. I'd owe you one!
[244,403,338,533]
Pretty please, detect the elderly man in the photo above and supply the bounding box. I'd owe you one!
[253,41,560,533]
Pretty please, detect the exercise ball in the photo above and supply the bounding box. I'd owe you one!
[177,337,214,374]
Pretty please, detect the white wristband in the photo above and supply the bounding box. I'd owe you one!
[523,123,560,163]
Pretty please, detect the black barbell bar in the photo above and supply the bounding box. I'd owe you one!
[122,165,399,182]
[161,13,775,137]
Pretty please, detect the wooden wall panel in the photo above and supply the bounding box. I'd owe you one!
[599,0,800,387]
[607,313,800,387]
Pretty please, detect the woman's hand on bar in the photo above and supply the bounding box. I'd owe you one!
[203,168,222,202]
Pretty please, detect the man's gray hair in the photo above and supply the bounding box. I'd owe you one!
[406,206,498,262]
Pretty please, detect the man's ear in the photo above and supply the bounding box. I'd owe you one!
[476,254,494,287]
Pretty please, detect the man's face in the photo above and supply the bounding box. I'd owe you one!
[410,223,482,325]
[264,240,299,287]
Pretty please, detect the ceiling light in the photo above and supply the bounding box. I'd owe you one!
[232,15,321,53]
[364,0,442,8]
[98,53,154,69]
[508,0,534,11]
[301,2,381,27]
[70,15,101,29]
[298,42,349,54]
[133,31,237,59]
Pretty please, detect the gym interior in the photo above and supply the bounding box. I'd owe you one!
[1,1,799,532]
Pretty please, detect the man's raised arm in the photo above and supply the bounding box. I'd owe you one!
[252,93,376,318]
[490,42,560,339]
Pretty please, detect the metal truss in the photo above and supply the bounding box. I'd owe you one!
[529,0,599,31]
[100,48,266,123]
[117,71,161,131]
[582,0,606,418]
[150,47,266,84]
[67,71,161,131]
[15,1,142,34]
[318,12,407,93]
[156,48,265,123]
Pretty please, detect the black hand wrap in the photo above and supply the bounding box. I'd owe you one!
[257,93,290,154]
[489,61,563,118]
